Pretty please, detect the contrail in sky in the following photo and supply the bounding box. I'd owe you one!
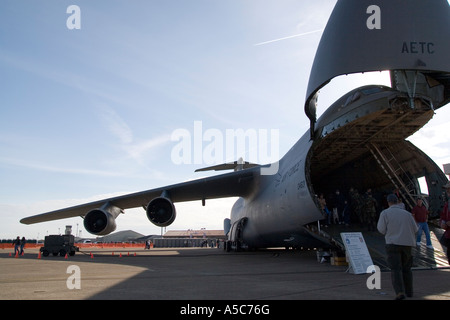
[254,29,323,46]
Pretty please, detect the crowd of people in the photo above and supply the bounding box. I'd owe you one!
[317,186,444,239]
[317,183,450,300]
[318,187,385,230]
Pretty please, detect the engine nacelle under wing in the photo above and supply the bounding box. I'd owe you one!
[83,202,122,235]
[146,196,176,227]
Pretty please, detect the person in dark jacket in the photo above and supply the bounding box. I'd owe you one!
[13,236,20,256]
[19,237,26,255]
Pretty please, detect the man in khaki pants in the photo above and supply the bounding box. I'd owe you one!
[377,194,418,300]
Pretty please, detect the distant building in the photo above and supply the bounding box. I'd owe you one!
[150,229,226,248]
[96,230,145,243]
[75,229,227,248]
[163,229,226,240]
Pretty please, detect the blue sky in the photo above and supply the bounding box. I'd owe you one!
[1,1,449,239]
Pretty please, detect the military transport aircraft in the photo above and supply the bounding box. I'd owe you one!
[21,0,450,250]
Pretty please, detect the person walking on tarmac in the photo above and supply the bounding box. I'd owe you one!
[19,237,26,255]
[377,194,418,300]
[13,236,20,256]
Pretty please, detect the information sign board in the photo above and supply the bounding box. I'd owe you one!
[340,232,374,274]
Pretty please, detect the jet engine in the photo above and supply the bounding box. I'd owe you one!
[146,196,176,227]
[83,203,122,235]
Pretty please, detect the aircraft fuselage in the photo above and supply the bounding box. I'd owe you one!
[228,85,447,249]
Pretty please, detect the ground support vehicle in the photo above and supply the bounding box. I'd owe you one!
[40,235,79,257]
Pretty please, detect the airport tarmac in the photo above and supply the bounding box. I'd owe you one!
[0,247,449,302]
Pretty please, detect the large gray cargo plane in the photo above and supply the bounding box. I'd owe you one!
[21,0,450,250]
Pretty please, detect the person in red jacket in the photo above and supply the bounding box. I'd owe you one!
[412,198,433,249]
[441,182,450,264]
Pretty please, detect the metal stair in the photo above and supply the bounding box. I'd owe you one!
[367,142,417,209]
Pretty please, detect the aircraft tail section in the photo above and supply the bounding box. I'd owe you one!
[305,0,450,134]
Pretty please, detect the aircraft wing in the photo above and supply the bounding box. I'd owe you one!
[20,167,260,225]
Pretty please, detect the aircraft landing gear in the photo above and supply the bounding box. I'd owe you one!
[224,240,246,252]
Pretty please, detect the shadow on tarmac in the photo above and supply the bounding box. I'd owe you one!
[2,246,448,301]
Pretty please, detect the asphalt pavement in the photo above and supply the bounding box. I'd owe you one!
[1,247,448,302]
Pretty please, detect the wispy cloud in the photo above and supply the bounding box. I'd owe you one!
[96,104,171,165]
[123,135,172,164]
[0,49,134,109]
[97,104,134,144]
[0,156,125,177]
[254,29,323,46]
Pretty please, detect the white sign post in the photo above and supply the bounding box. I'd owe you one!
[340,232,373,274]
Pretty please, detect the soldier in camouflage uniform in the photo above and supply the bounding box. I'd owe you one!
[349,187,363,226]
[363,189,378,231]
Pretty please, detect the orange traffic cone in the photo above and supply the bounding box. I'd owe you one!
[14,251,19,258]
[119,253,122,258]
[37,251,41,259]
[90,252,94,259]
[8,252,11,257]
[65,253,68,259]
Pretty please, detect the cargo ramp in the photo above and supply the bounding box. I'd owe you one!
[304,223,449,270]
